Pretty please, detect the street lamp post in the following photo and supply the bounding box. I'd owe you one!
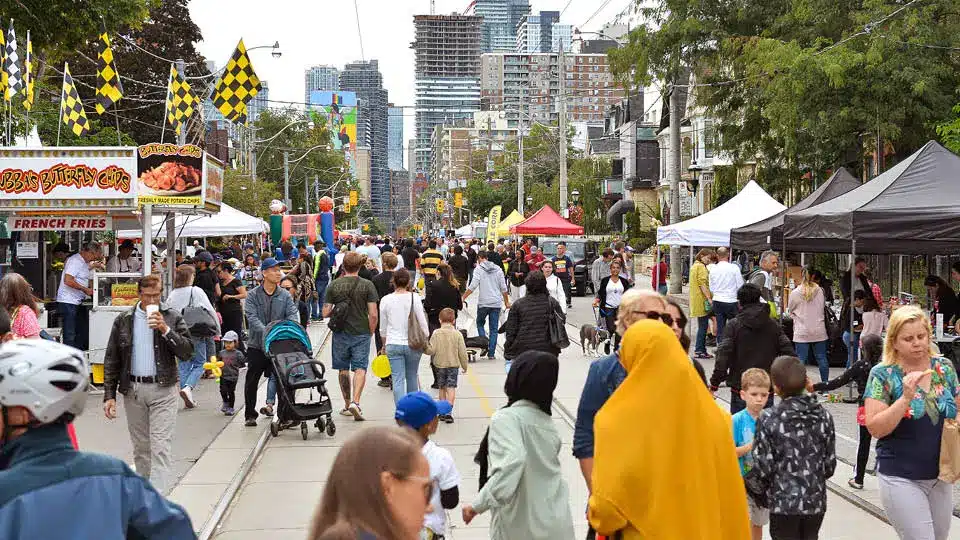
[688,161,703,215]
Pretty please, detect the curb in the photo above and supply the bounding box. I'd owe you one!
[194,326,332,539]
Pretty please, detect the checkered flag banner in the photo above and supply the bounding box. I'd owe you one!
[211,39,261,124]
[4,20,22,102]
[166,64,197,135]
[94,30,124,114]
[23,30,33,111]
[61,63,90,137]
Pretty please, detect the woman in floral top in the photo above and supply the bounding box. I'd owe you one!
[864,305,960,540]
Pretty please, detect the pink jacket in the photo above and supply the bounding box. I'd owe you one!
[787,285,828,343]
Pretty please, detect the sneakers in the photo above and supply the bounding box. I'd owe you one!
[694,351,714,360]
[179,387,196,409]
[224,407,235,416]
[348,402,365,421]
[244,418,257,427]
[440,414,454,424]
[378,377,392,388]
[848,478,864,490]
[219,403,228,413]
[259,404,275,417]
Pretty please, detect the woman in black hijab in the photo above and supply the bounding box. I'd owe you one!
[465,351,574,537]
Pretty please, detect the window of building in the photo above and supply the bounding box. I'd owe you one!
[704,120,715,158]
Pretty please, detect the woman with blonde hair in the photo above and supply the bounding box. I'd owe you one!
[786,266,829,381]
[589,320,749,539]
[310,426,433,540]
[864,305,960,540]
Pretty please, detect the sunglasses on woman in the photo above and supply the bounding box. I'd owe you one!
[637,310,676,326]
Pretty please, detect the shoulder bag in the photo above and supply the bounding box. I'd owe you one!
[183,288,218,337]
[328,278,361,332]
[547,300,570,350]
[407,293,428,351]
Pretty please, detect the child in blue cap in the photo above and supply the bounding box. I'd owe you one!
[395,391,461,539]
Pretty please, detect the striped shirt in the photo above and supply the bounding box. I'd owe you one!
[420,249,443,276]
[131,305,156,377]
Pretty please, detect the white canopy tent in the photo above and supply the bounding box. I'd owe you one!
[117,203,269,239]
[656,180,786,247]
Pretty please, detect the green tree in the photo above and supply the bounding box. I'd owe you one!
[938,104,960,154]
[222,168,282,221]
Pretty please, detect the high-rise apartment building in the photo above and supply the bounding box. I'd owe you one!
[481,52,624,128]
[412,14,483,182]
[304,65,339,104]
[515,11,571,53]
[389,169,411,233]
[246,81,269,123]
[388,105,405,171]
[466,0,530,52]
[340,60,390,227]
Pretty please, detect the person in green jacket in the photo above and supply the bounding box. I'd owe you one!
[463,351,575,539]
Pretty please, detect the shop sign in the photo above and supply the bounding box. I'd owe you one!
[8,215,112,231]
[136,143,204,207]
[15,242,39,259]
[203,154,224,211]
[110,283,139,307]
[0,148,137,209]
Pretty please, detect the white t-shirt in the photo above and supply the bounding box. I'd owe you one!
[57,253,91,305]
[546,274,567,314]
[708,261,744,303]
[605,278,625,308]
[422,440,461,535]
[357,244,382,271]
[379,291,429,345]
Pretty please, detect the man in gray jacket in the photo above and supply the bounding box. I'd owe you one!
[462,251,510,360]
[243,257,299,427]
[591,249,613,293]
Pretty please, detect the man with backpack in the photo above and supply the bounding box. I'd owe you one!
[323,251,379,421]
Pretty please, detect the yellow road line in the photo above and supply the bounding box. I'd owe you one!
[465,365,496,417]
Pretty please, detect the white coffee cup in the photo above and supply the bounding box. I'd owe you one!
[145,304,159,318]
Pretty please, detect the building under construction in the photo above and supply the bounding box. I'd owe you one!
[411,14,483,183]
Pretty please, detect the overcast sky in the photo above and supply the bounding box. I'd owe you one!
[189,0,634,159]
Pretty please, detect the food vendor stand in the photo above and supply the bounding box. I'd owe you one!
[0,144,223,383]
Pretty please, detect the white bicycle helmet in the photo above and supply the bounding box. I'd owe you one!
[0,340,89,423]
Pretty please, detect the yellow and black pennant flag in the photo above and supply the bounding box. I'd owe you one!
[211,39,261,124]
[94,30,123,114]
[23,30,33,111]
[0,25,7,99]
[165,64,197,136]
[61,63,90,137]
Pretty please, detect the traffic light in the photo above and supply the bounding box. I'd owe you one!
[436,199,445,214]
[454,192,463,208]
[343,202,351,214]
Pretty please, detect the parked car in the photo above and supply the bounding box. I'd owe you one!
[538,237,599,296]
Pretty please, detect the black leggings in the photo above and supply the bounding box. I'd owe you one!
[855,424,872,483]
[603,306,620,350]
[770,513,824,540]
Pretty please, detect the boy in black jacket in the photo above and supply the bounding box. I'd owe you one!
[753,355,836,540]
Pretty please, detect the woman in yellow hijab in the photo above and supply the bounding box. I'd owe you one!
[588,319,750,539]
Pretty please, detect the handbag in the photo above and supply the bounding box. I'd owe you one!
[547,301,570,349]
[182,289,218,337]
[407,293,428,351]
[939,418,960,483]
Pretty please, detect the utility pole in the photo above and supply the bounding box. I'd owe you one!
[314,174,320,210]
[304,173,309,213]
[518,90,525,213]
[558,46,569,217]
[668,81,682,294]
[283,151,291,211]
[164,58,187,295]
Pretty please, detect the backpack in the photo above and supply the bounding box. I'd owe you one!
[327,278,361,332]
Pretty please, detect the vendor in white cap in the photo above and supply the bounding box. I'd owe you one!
[107,239,142,274]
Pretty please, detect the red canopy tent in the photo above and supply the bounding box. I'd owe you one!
[510,205,584,235]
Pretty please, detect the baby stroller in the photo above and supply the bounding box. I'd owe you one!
[264,320,335,440]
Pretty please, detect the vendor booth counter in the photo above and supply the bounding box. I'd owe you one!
[0,145,224,382]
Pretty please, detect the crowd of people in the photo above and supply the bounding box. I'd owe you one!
[4,232,960,540]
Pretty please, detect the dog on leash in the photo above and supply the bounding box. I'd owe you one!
[580,325,610,356]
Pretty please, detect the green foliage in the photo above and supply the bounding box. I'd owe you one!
[252,108,349,215]
[222,168,282,222]
[711,165,739,207]
[938,104,960,154]
[28,80,137,146]
[610,0,960,199]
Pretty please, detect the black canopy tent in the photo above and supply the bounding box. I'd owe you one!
[783,141,960,255]
[729,167,861,252]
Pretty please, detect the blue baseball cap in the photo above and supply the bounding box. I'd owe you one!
[395,391,453,429]
[260,257,280,271]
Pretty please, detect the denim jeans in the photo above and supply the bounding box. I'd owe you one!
[657,284,668,295]
[313,278,329,319]
[843,331,861,367]
[386,344,422,404]
[59,302,89,351]
[695,315,710,354]
[712,301,739,344]
[266,375,277,405]
[796,340,829,382]
[179,336,210,389]
[476,306,501,358]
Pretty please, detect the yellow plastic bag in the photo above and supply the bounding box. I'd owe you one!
[417,277,425,291]
[371,354,392,378]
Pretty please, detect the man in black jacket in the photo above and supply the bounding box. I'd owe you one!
[710,283,794,414]
[103,275,194,493]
